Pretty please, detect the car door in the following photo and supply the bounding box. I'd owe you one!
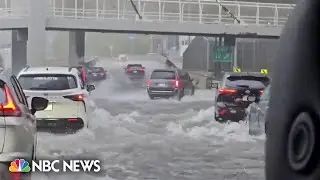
[257,85,271,128]
[179,71,191,90]
[10,75,35,153]
[184,72,193,89]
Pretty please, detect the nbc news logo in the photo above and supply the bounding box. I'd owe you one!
[9,159,101,173]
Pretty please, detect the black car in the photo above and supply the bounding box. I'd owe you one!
[212,72,270,123]
[147,69,195,100]
[124,64,145,80]
[88,67,107,81]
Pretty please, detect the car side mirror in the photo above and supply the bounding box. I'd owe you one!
[87,84,95,92]
[30,97,48,115]
[211,82,219,89]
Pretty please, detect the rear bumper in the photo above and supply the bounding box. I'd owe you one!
[147,88,180,97]
[89,75,106,80]
[215,105,247,122]
[37,118,84,132]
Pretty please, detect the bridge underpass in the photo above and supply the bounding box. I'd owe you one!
[0,0,294,74]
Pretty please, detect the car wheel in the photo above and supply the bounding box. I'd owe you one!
[148,95,155,100]
[173,92,181,101]
[31,145,36,161]
[191,87,195,96]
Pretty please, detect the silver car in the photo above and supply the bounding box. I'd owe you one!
[0,72,48,164]
[247,85,271,135]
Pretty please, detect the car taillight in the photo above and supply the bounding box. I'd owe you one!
[218,88,237,95]
[259,90,264,94]
[172,80,182,88]
[147,80,151,87]
[127,68,132,72]
[100,72,104,76]
[68,118,78,122]
[0,85,21,117]
[139,68,145,72]
[63,94,84,101]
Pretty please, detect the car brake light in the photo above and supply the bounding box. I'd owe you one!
[219,108,229,115]
[172,80,182,88]
[127,68,132,72]
[100,72,104,76]
[218,88,237,95]
[68,118,78,122]
[259,90,264,94]
[63,94,84,101]
[147,80,151,87]
[0,85,21,117]
[139,68,145,72]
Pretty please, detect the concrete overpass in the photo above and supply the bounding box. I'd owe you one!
[0,0,294,74]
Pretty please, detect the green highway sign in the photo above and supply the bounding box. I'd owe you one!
[213,46,233,62]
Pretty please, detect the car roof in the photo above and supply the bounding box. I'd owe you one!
[18,66,79,76]
[0,70,12,83]
[152,69,177,72]
[224,72,269,77]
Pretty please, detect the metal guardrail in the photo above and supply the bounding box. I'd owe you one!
[0,8,28,18]
[0,0,294,26]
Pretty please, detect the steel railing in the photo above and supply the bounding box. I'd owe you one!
[0,0,295,26]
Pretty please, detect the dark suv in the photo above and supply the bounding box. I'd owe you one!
[213,72,270,123]
[147,69,195,100]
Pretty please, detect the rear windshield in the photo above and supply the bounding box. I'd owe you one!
[151,71,176,79]
[18,74,78,91]
[127,64,142,68]
[225,76,270,89]
[91,67,104,72]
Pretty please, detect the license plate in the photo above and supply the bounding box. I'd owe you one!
[248,96,256,101]
[133,70,137,73]
[44,103,53,111]
[242,95,248,101]
[242,95,256,101]
[158,83,166,87]
[230,110,236,113]
[47,122,56,127]
[93,74,97,76]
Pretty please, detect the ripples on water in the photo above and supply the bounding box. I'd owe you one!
[32,59,266,180]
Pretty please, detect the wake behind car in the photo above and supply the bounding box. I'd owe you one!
[246,84,271,135]
[124,64,145,80]
[213,72,270,123]
[147,69,195,100]
[0,71,48,166]
[88,67,107,81]
[17,66,96,133]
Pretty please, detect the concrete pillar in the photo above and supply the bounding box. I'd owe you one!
[28,0,47,67]
[11,30,27,75]
[69,31,85,66]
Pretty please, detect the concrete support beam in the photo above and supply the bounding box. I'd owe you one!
[11,30,27,75]
[69,31,85,66]
[27,0,47,67]
[28,0,47,67]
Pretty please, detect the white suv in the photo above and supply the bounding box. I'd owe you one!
[0,72,48,164]
[17,66,95,132]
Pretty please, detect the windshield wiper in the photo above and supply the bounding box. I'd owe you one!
[29,87,48,90]
[236,85,250,88]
